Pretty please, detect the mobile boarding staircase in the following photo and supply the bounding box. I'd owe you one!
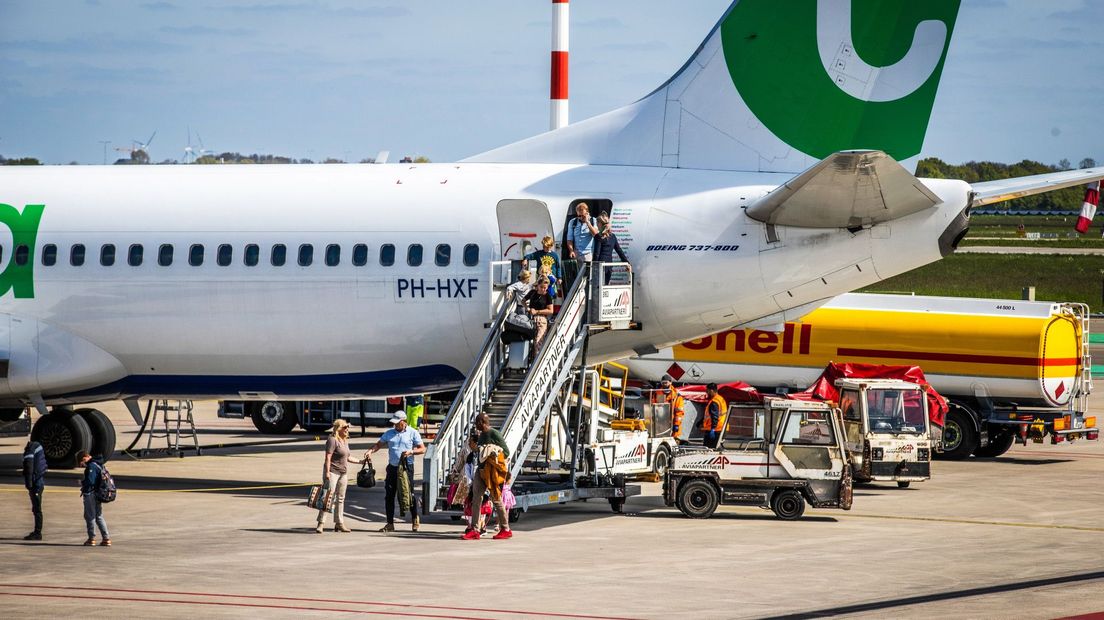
[423,262,639,519]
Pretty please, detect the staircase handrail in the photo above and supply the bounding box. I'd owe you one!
[499,268,591,481]
[423,296,513,510]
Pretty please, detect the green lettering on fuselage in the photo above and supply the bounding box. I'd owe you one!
[0,203,45,299]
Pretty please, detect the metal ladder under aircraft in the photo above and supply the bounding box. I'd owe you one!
[423,262,638,516]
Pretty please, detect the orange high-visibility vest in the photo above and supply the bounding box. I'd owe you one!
[700,394,728,432]
[666,386,685,425]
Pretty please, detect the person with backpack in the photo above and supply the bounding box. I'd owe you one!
[22,440,48,541]
[78,450,111,546]
[564,202,598,292]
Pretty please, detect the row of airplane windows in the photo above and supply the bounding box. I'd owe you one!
[0,242,482,269]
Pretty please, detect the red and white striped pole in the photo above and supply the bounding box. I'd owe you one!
[550,0,569,130]
[1075,180,1101,234]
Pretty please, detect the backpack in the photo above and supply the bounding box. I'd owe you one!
[95,463,117,503]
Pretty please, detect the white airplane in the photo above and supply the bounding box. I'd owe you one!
[2,0,1102,466]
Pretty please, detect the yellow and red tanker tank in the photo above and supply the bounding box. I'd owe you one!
[629,293,1088,409]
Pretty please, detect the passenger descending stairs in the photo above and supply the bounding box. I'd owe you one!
[423,267,595,510]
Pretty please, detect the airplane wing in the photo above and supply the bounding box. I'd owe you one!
[970,167,1104,207]
[746,151,941,229]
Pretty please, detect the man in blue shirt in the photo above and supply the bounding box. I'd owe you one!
[367,412,425,532]
[564,202,599,292]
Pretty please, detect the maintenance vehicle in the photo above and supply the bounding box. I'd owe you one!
[664,398,853,520]
[836,378,933,488]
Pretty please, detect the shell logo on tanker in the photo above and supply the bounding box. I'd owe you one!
[679,323,813,360]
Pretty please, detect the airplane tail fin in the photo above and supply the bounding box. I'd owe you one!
[468,0,961,174]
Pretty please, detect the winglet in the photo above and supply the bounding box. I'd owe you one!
[746,150,941,228]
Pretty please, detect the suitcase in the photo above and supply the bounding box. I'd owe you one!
[507,341,530,369]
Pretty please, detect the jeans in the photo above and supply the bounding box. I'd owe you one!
[28,485,43,533]
[384,462,421,524]
[82,493,109,540]
[317,470,348,526]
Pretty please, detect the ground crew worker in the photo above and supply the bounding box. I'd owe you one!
[658,375,686,443]
[701,383,728,449]
[405,395,424,431]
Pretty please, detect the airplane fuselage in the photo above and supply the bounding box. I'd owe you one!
[0,162,969,406]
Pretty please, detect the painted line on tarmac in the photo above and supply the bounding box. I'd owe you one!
[840,512,1104,532]
[0,483,313,494]
[0,584,641,620]
[0,591,493,619]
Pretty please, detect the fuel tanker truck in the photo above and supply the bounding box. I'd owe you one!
[627,293,1096,459]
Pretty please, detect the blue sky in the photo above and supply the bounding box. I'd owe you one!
[0,0,1101,166]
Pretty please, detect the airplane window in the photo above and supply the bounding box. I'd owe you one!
[128,244,143,266]
[70,244,85,267]
[325,244,340,266]
[217,244,233,267]
[298,244,314,266]
[435,244,450,267]
[42,244,57,266]
[189,244,204,267]
[158,244,173,267]
[100,244,116,267]
[244,244,259,266]
[0,246,4,263]
[380,244,395,267]
[15,244,29,266]
[352,244,368,266]
[407,244,423,267]
[463,243,479,267]
[271,244,287,266]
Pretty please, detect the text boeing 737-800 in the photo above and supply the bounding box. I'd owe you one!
[2,0,1102,466]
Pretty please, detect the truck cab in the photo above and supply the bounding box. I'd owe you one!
[836,378,933,488]
[664,398,853,520]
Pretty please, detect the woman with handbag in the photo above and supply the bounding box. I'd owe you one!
[315,419,366,533]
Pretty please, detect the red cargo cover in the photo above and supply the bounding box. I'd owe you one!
[674,363,947,427]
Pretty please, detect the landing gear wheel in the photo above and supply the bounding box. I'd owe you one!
[608,497,625,514]
[771,489,806,520]
[31,410,93,469]
[939,404,978,460]
[897,481,911,489]
[250,401,298,434]
[973,429,1015,458]
[508,508,523,523]
[652,446,671,477]
[676,479,719,519]
[75,408,115,462]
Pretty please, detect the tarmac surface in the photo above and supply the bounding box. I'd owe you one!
[2,397,1103,620]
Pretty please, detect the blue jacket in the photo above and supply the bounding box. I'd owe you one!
[22,441,47,489]
[81,458,104,495]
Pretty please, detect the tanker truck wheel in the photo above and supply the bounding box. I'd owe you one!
[973,428,1015,458]
[939,404,977,460]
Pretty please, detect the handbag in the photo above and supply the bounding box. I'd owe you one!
[307,484,333,511]
[503,311,536,338]
[356,460,376,488]
[502,484,516,511]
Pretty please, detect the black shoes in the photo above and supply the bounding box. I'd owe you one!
[24,531,42,541]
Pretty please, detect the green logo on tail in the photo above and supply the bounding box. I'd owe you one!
[0,203,45,299]
[722,0,960,160]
